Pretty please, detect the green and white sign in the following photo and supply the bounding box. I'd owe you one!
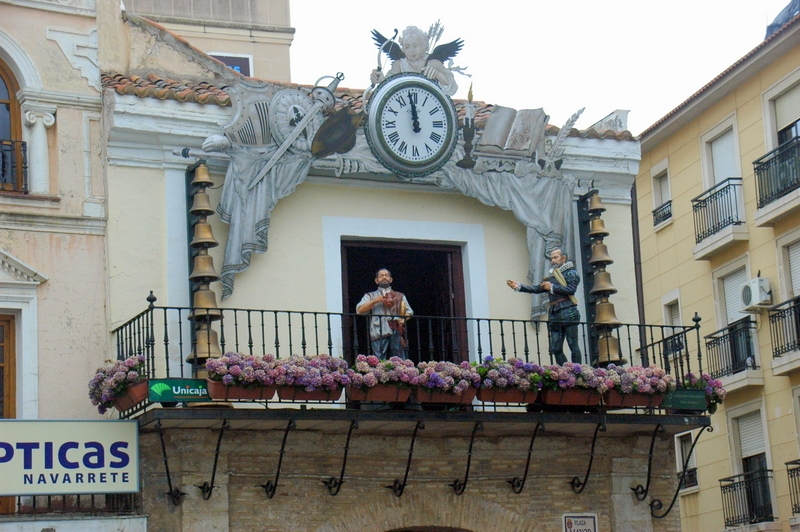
[148,379,209,402]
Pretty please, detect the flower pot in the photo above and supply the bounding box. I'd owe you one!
[477,388,538,403]
[539,388,601,406]
[414,387,477,404]
[206,379,275,401]
[347,384,412,402]
[276,387,343,401]
[603,390,664,408]
[112,381,149,412]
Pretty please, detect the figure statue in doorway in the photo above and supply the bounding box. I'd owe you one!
[356,268,414,359]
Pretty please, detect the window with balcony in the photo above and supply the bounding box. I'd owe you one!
[676,431,698,490]
[768,234,800,372]
[652,165,672,227]
[756,79,800,224]
[720,410,774,527]
[707,266,758,379]
[0,59,26,194]
[693,120,747,258]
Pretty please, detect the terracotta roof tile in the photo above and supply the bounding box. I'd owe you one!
[101,73,231,106]
[102,73,634,141]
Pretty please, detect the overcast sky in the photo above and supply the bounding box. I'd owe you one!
[290,1,792,135]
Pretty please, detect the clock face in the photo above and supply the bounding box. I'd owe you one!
[365,74,457,177]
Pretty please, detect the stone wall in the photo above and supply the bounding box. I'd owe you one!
[140,427,683,532]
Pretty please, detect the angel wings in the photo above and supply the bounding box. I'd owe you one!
[371,29,463,65]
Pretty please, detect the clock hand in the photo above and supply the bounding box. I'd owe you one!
[408,89,421,133]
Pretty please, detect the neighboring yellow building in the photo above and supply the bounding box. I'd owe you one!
[636,7,800,531]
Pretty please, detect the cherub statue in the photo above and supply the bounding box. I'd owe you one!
[370,25,463,96]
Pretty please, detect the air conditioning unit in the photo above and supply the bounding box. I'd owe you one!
[741,277,771,312]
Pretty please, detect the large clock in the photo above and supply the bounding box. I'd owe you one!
[365,73,458,178]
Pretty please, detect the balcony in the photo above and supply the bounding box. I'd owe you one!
[788,460,800,515]
[652,200,672,228]
[679,467,699,490]
[0,139,28,194]
[719,469,775,527]
[754,137,800,226]
[768,297,800,376]
[111,302,711,419]
[691,178,748,260]
[704,318,763,391]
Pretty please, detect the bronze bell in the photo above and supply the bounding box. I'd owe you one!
[190,192,215,216]
[587,193,606,214]
[189,254,220,282]
[596,333,627,366]
[588,218,609,238]
[589,243,614,266]
[594,301,621,326]
[189,289,222,320]
[190,223,219,248]
[590,271,618,296]
[188,328,221,362]
[191,163,214,188]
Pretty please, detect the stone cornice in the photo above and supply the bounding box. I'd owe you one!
[0,212,106,235]
[17,88,102,112]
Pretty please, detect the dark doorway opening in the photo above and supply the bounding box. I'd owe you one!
[342,240,467,364]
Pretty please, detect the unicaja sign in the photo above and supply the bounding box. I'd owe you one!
[0,420,138,496]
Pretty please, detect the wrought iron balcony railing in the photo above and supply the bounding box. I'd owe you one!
[754,136,800,209]
[10,493,141,516]
[112,300,705,400]
[788,459,800,515]
[652,200,672,226]
[719,469,774,527]
[768,296,800,358]
[692,178,744,244]
[678,467,698,490]
[704,317,756,379]
[0,139,28,194]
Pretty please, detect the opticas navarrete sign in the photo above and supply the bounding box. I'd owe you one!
[0,420,138,496]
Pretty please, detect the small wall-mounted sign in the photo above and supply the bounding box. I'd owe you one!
[563,513,597,532]
[208,53,252,77]
[148,379,209,402]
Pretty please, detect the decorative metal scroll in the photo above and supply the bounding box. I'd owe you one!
[631,424,665,501]
[508,422,544,494]
[156,420,187,506]
[449,422,484,495]
[322,420,359,496]
[387,421,424,497]
[569,423,606,494]
[651,426,713,518]
[259,419,296,499]
[196,420,229,500]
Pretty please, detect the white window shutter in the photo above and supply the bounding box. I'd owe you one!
[680,434,697,469]
[737,411,765,459]
[788,241,800,298]
[711,129,737,184]
[776,84,800,132]
[722,267,748,324]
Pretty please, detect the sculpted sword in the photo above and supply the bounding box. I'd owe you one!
[247,73,343,191]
